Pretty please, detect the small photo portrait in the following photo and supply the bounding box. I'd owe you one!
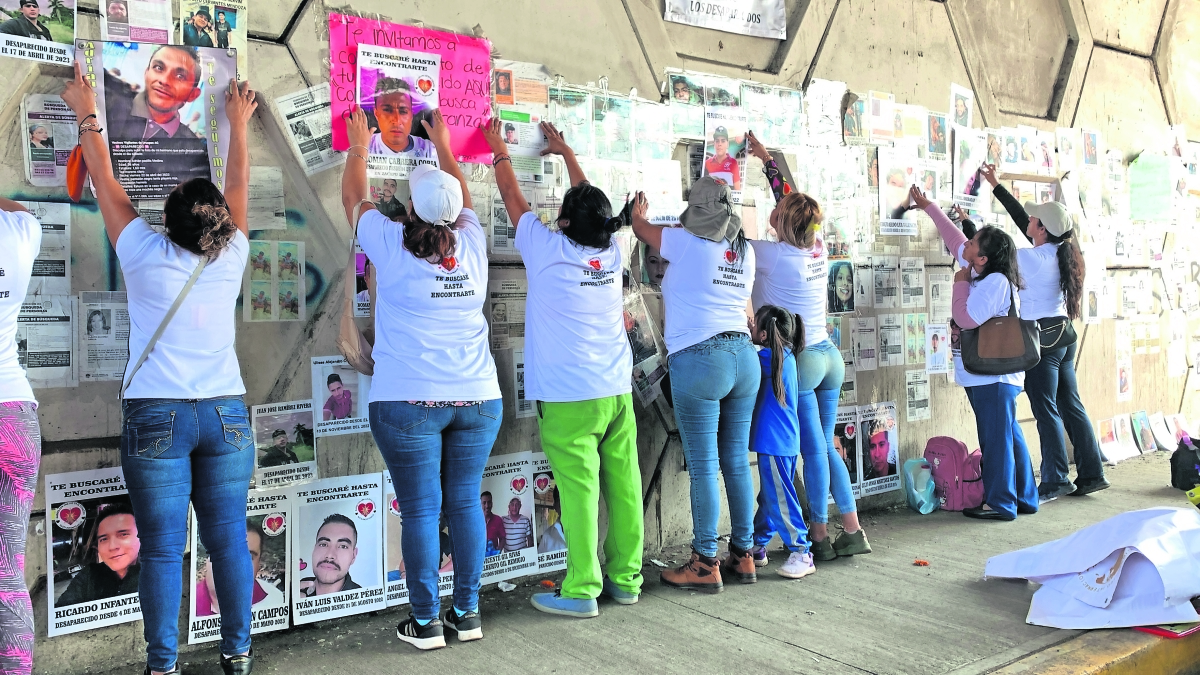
[828,261,854,314]
[28,122,53,149]
[862,416,898,480]
[843,99,863,139]
[86,308,111,337]
[493,69,513,98]
[277,243,301,281]
[290,120,313,140]
[249,281,273,320]
[249,242,272,280]
[1083,132,1099,165]
[669,74,702,106]
[52,499,140,607]
[106,1,129,22]
[952,94,970,127]
[254,409,314,468]
[1099,419,1116,444]
[297,507,380,598]
[867,147,879,188]
[641,242,669,288]
[927,113,947,155]
[833,419,859,485]
[315,363,364,422]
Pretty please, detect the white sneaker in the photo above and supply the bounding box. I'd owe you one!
[777,551,816,579]
[751,544,768,567]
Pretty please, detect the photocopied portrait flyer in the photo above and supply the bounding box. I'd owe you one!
[252,400,317,488]
[311,356,372,437]
[480,452,538,584]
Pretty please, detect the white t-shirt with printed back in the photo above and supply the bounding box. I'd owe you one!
[951,241,1025,389]
[1016,244,1068,321]
[358,208,500,403]
[659,227,755,355]
[0,211,41,404]
[749,238,831,349]
[117,218,248,399]
[515,213,632,403]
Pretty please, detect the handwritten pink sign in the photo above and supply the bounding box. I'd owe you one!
[328,13,493,162]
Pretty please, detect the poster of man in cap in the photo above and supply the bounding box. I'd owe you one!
[0,0,74,66]
[356,43,440,179]
[702,106,747,194]
[179,1,248,75]
[252,400,316,488]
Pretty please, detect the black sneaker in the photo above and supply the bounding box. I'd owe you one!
[221,648,254,675]
[1068,478,1111,496]
[443,607,483,642]
[143,668,178,675]
[396,614,446,650]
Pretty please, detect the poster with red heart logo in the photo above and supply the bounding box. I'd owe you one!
[356,43,443,180]
[383,471,454,608]
[531,453,567,573]
[46,467,142,637]
[834,407,864,504]
[479,451,538,584]
[188,488,292,644]
[290,474,386,625]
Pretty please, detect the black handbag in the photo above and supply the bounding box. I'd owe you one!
[1037,316,1078,349]
[1171,440,1200,491]
[959,284,1041,376]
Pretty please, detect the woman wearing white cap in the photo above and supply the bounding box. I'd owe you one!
[342,107,501,651]
[979,164,1108,502]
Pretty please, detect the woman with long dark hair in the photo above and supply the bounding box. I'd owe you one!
[913,185,1038,521]
[979,164,1108,501]
[62,61,258,675]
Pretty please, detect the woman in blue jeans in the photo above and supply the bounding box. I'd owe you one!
[745,132,868,562]
[342,107,501,649]
[633,177,760,593]
[62,65,259,675]
[978,165,1108,501]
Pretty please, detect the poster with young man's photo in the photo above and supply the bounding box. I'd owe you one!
[531,452,567,572]
[179,0,248,76]
[1,0,74,65]
[480,452,537,584]
[76,40,236,200]
[46,468,142,637]
[188,488,290,644]
[252,400,316,488]
[383,471,454,607]
[830,407,862,503]
[311,356,371,437]
[356,44,440,179]
[290,474,385,625]
[859,402,901,496]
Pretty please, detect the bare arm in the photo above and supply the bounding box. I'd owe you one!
[423,110,471,210]
[481,117,531,226]
[340,106,376,227]
[62,60,138,247]
[0,198,28,213]
[630,191,663,251]
[222,79,257,238]
[540,121,586,188]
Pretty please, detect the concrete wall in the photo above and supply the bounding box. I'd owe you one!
[3,0,1198,671]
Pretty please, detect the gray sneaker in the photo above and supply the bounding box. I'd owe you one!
[1038,482,1077,504]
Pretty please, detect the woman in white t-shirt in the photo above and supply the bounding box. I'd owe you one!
[632,177,761,594]
[342,107,500,650]
[62,63,258,675]
[0,199,43,674]
[744,132,870,562]
[482,119,642,618]
[912,186,1038,522]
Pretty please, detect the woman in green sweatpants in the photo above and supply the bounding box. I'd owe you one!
[484,119,643,618]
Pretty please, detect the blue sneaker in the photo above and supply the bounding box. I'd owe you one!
[530,590,599,618]
[600,577,639,605]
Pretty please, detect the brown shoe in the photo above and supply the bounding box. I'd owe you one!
[721,545,758,584]
[661,550,724,594]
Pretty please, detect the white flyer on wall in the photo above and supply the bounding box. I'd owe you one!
[900,257,925,309]
[252,401,317,488]
[513,348,535,419]
[490,190,516,255]
[22,94,74,187]
[311,356,371,437]
[488,278,526,352]
[497,106,547,182]
[79,292,128,382]
[275,84,345,176]
[19,201,70,297]
[249,167,287,230]
[873,255,899,309]
[102,0,172,43]
[878,313,904,368]
[927,272,952,324]
[663,0,786,40]
[925,323,950,374]
[905,370,930,422]
[19,296,77,388]
[853,317,877,372]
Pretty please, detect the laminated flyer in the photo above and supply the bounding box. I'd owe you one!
[79,292,129,382]
[480,452,538,584]
[925,323,950,374]
[513,347,534,419]
[549,87,593,158]
[593,94,634,164]
[626,293,666,406]
[18,295,78,388]
[311,356,371,437]
[21,94,74,187]
[77,40,236,200]
[852,317,877,372]
[904,313,927,366]
[276,84,345,176]
[244,241,306,322]
[497,106,547,182]
[833,407,863,501]
[487,278,526,351]
[905,369,930,422]
[179,0,247,76]
[252,400,317,488]
[46,467,141,637]
[188,488,291,644]
[383,471,453,608]
[859,402,901,495]
[0,0,74,65]
[357,44,441,179]
[290,474,386,624]
[531,453,567,572]
[20,201,70,297]
[101,0,171,43]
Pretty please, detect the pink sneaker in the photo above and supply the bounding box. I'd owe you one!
[777,551,816,579]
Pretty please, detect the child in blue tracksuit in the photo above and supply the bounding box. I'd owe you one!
[749,305,815,579]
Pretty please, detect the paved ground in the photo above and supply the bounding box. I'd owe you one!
[101,452,1189,675]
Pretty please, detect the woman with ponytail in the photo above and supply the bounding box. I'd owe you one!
[747,305,816,579]
[342,107,500,650]
[745,132,869,562]
[483,119,643,618]
[61,62,257,675]
[979,164,1108,502]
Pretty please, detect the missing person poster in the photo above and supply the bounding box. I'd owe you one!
[249,167,286,230]
[877,147,918,235]
[276,84,344,176]
[101,0,172,43]
[497,106,547,181]
[188,488,291,644]
[951,125,988,212]
[925,323,950,374]
[252,400,316,488]
[19,201,70,297]
[859,402,901,495]
[549,87,593,158]
[487,278,526,351]
[853,317,877,372]
[480,452,537,584]
[531,453,567,572]
[357,44,440,179]
[77,40,236,200]
[703,107,747,194]
[179,1,247,75]
[904,313,926,366]
[311,356,371,437]
[667,73,704,139]
[834,407,862,501]
[949,83,974,128]
[873,256,899,309]
[905,370,930,422]
[244,241,306,322]
[900,257,925,309]
[383,471,454,608]
[0,0,74,65]
[626,293,666,406]
[513,348,534,419]
[46,467,141,637]
[593,95,634,164]
[19,295,78,388]
[79,291,128,382]
[291,474,385,625]
[21,94,74,187]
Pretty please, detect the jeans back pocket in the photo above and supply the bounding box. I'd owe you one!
[216,404,253,452]
[125,409,175,458]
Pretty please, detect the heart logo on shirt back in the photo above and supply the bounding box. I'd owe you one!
[588,257,602,271]
[511,477,527,494]
[439,256,458,273]
[417,77,434,95]
[724,249,738,264]
[356,499,376,519]
[263,514,286,536]
[535,475,551,493]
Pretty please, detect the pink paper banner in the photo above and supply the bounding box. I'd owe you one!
[328,13,493,163]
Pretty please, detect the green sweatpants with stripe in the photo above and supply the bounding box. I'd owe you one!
[537,393,644,599]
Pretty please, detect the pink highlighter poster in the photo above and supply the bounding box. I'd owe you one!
[328,13,493,163]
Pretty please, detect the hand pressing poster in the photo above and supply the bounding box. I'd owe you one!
[243,241,306,322]
[0,0,74,65]
[384,471,454,608]
[188,489,291,644]
[252,401,316,488]
[291,474,385,625]
[77,40,236,200]
[46,468,141,637]
[179,1,248,76]
[531,453,567,572]
[311,356,371,437]
[480,452,538,584]
[497,107,547,182]
[21,94,74,187]
[357,44,440,179]
[859,402,901,495]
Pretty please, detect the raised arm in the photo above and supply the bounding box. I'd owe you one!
[747,130,789,203]
[911,185,967,259]
[980,163,1031,242]
[481,117,532,226]
[630,191,662,251]
[540,121,586,188]
[61,60,138,247]
[222,79,257,238]
[340,106,377,227]
[423,110,471,211]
